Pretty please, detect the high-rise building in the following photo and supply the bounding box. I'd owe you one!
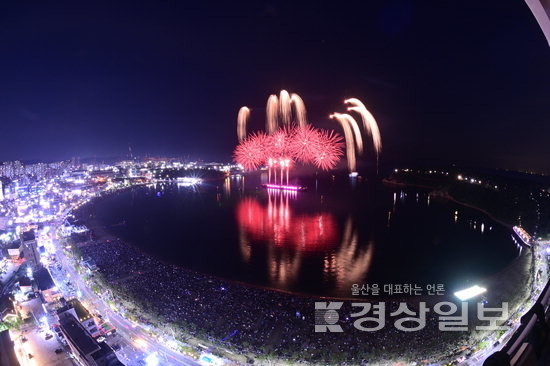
[21,230,41,270]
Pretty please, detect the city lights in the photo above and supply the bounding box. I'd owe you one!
[145,352,160,366]
[133,337,149,349]
[176,177,203,186]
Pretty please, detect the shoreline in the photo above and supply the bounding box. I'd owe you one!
[382,177,532,287]
[64,179,539,365]
[382,178,514,229]
[76,183,516,304]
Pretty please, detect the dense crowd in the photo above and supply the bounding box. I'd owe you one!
[75,234,473,364]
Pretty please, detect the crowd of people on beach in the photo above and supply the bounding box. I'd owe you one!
[75,235,471,364]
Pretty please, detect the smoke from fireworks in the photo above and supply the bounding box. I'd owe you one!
[266,95,279,133]
[237,106,250,142]
[330,113,356,172]
[290,93,307,128]
[345,98,382,159]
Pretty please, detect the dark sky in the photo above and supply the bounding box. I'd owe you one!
[0,1,549,172]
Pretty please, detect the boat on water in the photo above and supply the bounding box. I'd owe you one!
[261,183,306,191]
[513,226,533,247]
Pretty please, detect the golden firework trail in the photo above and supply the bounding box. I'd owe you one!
[345,98,382,159]
[239,90,309,139]
[340,113,363,154]
[279,90,292,125]
[329,217,374,288]
[266,94,279,133]
[330,113,356,172]
[290,93,307,127]
[237,106,250,142]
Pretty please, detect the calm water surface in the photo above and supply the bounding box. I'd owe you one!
[81,173,521,297]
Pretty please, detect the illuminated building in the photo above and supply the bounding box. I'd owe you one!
[34,266,59,303]
[58,312,123,366]
[57,298,100,338]
[20,230,40,270]
[17,277,32,294]
[5,242,23,261]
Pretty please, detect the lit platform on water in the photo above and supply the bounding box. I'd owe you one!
[261,184,306,191]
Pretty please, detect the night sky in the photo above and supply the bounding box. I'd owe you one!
[0,1,549,172]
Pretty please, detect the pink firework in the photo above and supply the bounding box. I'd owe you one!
[233,125,343,172]
[289,125,322,163]
[233,132,268,170]
[312,129,344,170]
[266,126,294,158]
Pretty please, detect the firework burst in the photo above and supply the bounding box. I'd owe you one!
[234,125,343,173]
[267,126,294,158]
[313,130,344,170]
[235,92,381,177]
[233,132,269,171]
[289,125,322,163]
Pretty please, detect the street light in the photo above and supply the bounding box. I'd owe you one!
[145,352,160,366]
[454,285,487,301]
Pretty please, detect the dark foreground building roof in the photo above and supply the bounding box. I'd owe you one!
[59,313,123,366]
[34,266,55,291]
[91,342,124,366]
[0,329,20,366]
[59,313,100,356]
[0,296,15,321]
[20,230,35,242]
[17,276,31,288]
